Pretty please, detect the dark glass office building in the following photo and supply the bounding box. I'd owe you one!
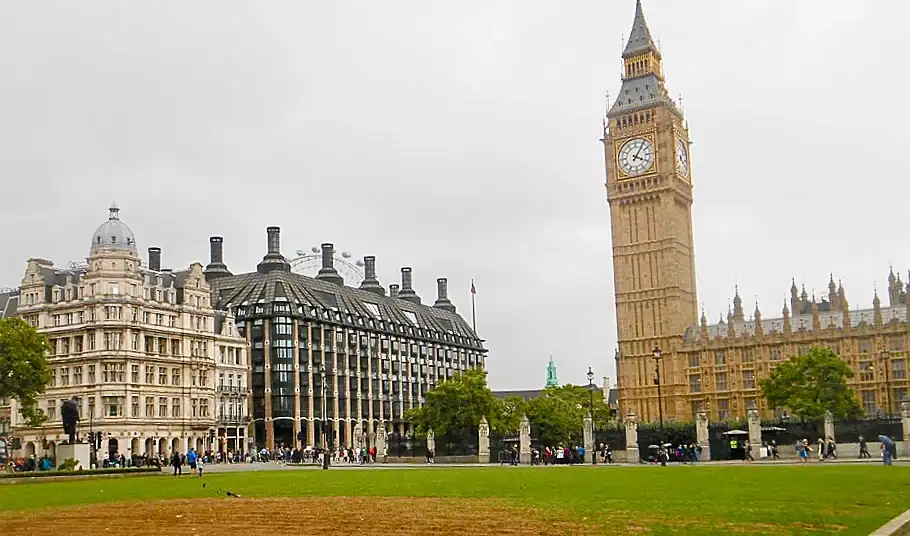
[203,227,486,450]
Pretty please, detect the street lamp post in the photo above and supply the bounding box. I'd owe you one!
[882,348,893,419]
[652,346,664,430]
[587,366,596,465]
[320,365,330,470]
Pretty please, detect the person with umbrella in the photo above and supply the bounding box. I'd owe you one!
[878,435,896,466]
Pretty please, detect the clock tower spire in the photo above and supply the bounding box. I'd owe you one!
[603,0,698,422]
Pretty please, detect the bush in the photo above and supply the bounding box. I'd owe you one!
[57,458,79,471]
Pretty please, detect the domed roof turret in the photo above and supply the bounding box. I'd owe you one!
[90,204,137,253]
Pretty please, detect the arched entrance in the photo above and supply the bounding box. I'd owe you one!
[24,442,35,457]
[130,438,140,457]
[47,441,56,463]
[145,438,154,456]
[108,438,119,457]
[195,437,204,453]
[171,438,179,454]
[158,438,167,457]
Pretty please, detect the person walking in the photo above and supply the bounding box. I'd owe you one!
[859,436,871,459]
[171,451,182,476]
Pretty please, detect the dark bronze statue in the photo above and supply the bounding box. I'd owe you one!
[61,398,80,444]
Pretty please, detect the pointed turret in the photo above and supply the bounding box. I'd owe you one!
[754,301,763,338]
[623,0,659,59]
[811,298,821,331]
[873,288,883,328]
[782,300,792,335]
[726,306,735,338]
[733,286,744,322]
[700,309,708,339]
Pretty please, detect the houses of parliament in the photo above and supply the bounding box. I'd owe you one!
[605,1,908,422]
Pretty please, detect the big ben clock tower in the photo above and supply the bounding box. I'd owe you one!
[604,0,698,421]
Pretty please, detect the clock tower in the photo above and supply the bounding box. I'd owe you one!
[604,0,698,421]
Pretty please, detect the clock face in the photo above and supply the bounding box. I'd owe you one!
[675,138,689,177]
[617,138,655,176]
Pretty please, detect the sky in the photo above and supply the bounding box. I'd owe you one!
[1,0,908,391]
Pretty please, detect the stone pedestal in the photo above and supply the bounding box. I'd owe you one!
[824,410,835,440]
[375,423,388,462]
[478,417,490,462]
[696,411,710,461]
[747,409,762,452]
[902,402,910,443]
[583,412,594,463]
[353,423,363,449]
[624,412,639,463]
[519,415,531,465]
[57,442,91,471]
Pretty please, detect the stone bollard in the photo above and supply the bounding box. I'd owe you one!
[478,417,490,463]
[583,412,594,463]
[747,409,762,456]
[824,410,835,441]
[624,412,639,463]
[375,423,388,463]
[696,411,710,461]
[519,415,531,465]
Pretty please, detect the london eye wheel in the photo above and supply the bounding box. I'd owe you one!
[289,246,366,287]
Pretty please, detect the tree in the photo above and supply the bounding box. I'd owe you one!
[523,384,613,446]
[0,317,51,427]
[404,368,506,438]
[759,346,862,421]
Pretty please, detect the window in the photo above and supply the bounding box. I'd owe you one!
[172,368,180,386]
[200,399,209,417]
[87,365,95,383]
[102,364,110,383]
[742,348,755,363]
[688,375,702,393]
[688,354,699,368]
[104,396,121,417]
[859,339,872,354]
[862,390,876,416]
[717,398,730,420]
[745,398,757,410]
[158,397,168,417]
[742,370,756,390]
[892,359,907,380]
[894,388,908,408]
[131,364,139,383]
[690,400,703,415]
[131,396,139,417]
[159,367,167,385]
[145,366,154,384]
[860,361,874,382]
[715,372,728,391]
[73,366,82,385]
[714,350,726,366]
[60,367,69,387]
[890,337,905,352]
[171,398,181,418]
[798,344,811,356]
[145,397,154,417]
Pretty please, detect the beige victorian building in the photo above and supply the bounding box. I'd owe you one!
[5,205,249,461]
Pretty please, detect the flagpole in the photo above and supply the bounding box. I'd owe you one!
[471,279,477,333]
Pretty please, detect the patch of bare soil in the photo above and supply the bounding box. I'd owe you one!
[0,497,600,536]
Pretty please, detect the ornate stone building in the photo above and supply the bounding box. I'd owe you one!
[0,289,17,437]
[203,226,486,451]
[604,1,698,421]
[605,2,910,423]
[4,206,249,460]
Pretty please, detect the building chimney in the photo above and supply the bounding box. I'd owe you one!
[359,255,385,295]
[204,236,233,281]
[315,243,344,286]
[389,284,400,299]
[433,277,456,313]
[148,247,162,272]
[257,226,290,274]
[397,267,421,304]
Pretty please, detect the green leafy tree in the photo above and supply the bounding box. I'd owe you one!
[759,346,862,421]
[0,317,51,426]
[404,368,506,438]
[523,384,612,446]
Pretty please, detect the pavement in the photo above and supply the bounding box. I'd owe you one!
[190,457,908,474]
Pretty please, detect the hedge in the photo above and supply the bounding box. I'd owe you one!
[0,467,162,480]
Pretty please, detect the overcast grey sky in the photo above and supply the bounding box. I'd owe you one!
[0,1,906,390]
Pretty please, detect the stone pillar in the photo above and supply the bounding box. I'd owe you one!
[478,417,490,462]
[624,412,639,463]
[747,409,762,453]
[519,415,531,465]
[375,423,387,462]
[696,411,710,461]
[583,412,594,463]
[902,402,910,444]
[427,429,436,455]
[353,422,363,449]
[824,410,835,440]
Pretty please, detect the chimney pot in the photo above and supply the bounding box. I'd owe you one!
[257,226,290,273]
[266,227,281,255]
[389,284,400,299]
[209,236,224,264]
[364,256,376,280]
[433,277,456,313]
[358,255,384,295]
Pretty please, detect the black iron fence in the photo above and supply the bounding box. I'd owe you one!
[435,432,479,456]
[594,422,626,450]
[835,418,902,444]
[386,433,423,458]
[638,422,697,459]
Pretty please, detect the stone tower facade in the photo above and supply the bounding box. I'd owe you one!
[604,1,698,421]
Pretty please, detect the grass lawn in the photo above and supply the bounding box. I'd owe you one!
[1,465,908,535]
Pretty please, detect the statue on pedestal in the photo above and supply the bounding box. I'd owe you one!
[546,356,559,387]
[61,397,80,444]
